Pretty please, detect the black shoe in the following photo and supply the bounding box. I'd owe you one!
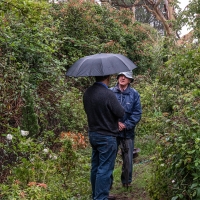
[122,183,131,187]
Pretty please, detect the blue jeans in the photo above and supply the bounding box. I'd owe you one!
[89,132,117,200]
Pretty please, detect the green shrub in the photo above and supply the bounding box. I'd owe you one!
[58,87,87,133]
[0,127,81,199]
[21,89,39,137]
[148,47,200,199]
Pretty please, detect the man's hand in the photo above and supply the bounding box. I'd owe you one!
[118,122,126,131]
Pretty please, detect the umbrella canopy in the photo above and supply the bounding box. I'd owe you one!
[66,53,137,77]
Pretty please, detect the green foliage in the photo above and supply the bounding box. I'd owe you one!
[50,0,162,75]
[21,89,39,137]
[58,87,87,133]
[3,0,200,199]
[0,0,69,140]
[1,0,162,138]
[148,47,200,199]
[134,74,170,138]
[0,127,82,200]
[177,0,200,39]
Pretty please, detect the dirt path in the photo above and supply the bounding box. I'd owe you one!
[111,158,152,200]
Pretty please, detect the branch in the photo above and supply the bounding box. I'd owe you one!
[143,4,173,36]
[146,0,154,5]
[133,0,141,6]
[0,0,25,16]
[138,25,155,43]
[143,5,158,19]
[155,0,162,7]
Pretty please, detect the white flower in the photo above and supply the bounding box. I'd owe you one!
[49,154,58,160]
[21,130,29,136]
[53,155,57,160]
[6,134,13,141]
[172,180,175,183]
[43,148,49,153]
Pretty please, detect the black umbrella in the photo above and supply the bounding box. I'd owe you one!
[66,53,137,77]
[120,138,130,189]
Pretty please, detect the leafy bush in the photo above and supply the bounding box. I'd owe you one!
[148,47,200,199]
[0,0,174,198]
[1,0,163,138]
[58,87,87,133]
[0,127,89,199]
[51,0,162,75]
[0,0,64,136]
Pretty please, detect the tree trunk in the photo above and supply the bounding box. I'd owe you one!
[100,0,177,36]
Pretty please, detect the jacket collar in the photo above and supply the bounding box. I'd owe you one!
[113,83,131,94]
[95,82,108,89]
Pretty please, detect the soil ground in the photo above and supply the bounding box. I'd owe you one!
[110,154,152,200]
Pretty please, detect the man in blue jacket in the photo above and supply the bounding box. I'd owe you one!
[110,71,142,187]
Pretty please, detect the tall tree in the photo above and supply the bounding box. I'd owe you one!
[135,3,165,35]
[100,0,179,36]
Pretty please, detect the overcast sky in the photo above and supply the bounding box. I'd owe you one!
[179,0,191,36]
[179,0,189,10]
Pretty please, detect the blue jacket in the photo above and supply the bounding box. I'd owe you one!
[110,84,142,139]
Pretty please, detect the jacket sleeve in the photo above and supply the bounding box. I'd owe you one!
[124,93,142,130]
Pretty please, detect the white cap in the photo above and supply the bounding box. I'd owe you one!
[117,71,133,83]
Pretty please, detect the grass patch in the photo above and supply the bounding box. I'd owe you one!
[110,153,152,200]
[108,133,156,200]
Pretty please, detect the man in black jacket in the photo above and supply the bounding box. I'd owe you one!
[83,75,124,200]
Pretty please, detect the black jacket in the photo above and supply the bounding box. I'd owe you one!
[83,82,124,136]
